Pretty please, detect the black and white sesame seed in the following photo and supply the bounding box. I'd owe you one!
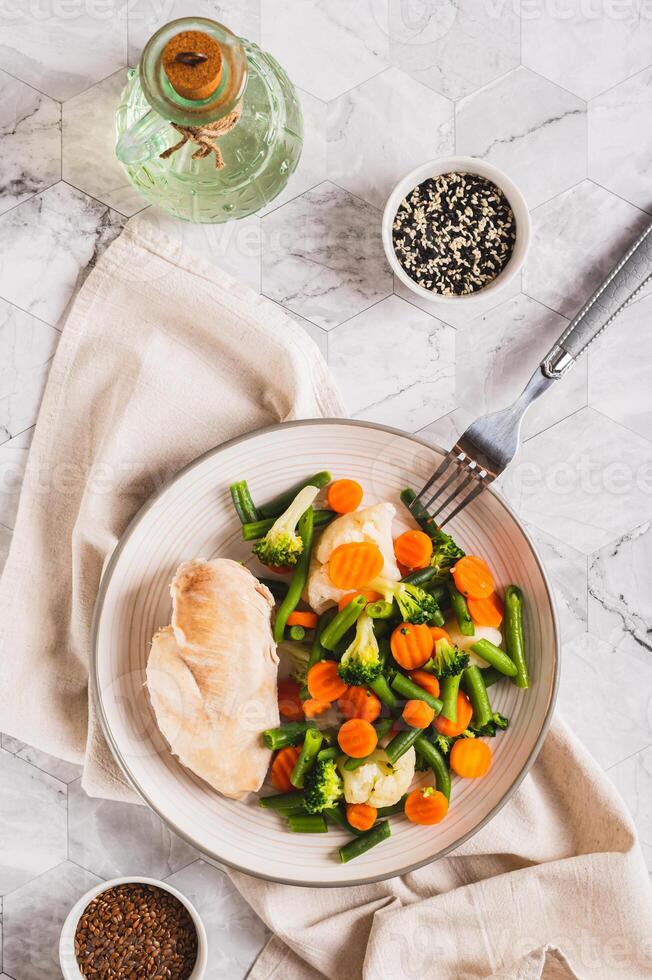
[392,172,516,296]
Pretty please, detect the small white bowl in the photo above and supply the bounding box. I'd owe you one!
[59,875,208,979]
[382,155,531,305]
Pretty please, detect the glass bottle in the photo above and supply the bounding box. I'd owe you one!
[115,18,303,222]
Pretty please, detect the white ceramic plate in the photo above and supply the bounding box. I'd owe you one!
[92,420,558,886]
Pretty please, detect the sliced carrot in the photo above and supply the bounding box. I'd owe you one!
[429,626,451,644]
[327,479,363,514]
[337,718,378,758]
[393,529,433,570]
[468,592,504,628]
[277,678,304,722]
[287,610,319,629]
[405,787,449,825]
[434,692,473,737]
[328,542,384,590]
[337,589,383,612]
[390,622,434,670]
[450,738,492,778]
[271,745,301,792]
[408,670,440,699]
[452,555,495,599]
[338,686,382,723]
[307,660,348,702]
[402,699,435,729]
[346,802,377,832]
[303,698,331,718]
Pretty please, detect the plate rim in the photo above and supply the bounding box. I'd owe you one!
[91,417,560,888]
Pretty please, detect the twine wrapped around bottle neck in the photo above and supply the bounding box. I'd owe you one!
[159,103,242,169]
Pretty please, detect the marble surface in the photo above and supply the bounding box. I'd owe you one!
[1,2,652,978]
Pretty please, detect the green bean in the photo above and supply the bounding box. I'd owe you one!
[371,619,390,639]
[480,666,504,688]
[374,716,395,740]
[229,480,259,524]
[290,727,323,788]
[273,508,314,643]
[259,577,289,602]
[317,747,338,762]
[471,639,517,678]
[440,673,461,722]
[262,722,313,750]
[366,600,395,620]
[430,605,446,628]
[242,509,335,541]
[287,813,328,833]
[323,805,363,835]
[288,625,306,641]
[339,820,391,862]
[259,471,332,519]
[308,608,337,669]
[504,585,529,689]
[369,673,398,710]
[376,795,408,817]
[399,488,439,538]
[414,736,451,801]
[428,584,451,610]
[259,792,308,813]
[343,754,368,771]
[385,725,422,764]
[463,665,493,730]
[391,672,443,714]
[320,595,368,651]
[448,581,475,636]
[401,566,439,587]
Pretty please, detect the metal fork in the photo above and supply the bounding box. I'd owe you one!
[411,220,652,527]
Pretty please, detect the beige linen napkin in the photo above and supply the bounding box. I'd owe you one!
[1,219,651,979]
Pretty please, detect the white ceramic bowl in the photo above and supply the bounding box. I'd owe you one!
[59,875,208,978]
[92,420,558,887]
[382,155,531,305]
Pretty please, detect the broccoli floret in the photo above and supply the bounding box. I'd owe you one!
[304,758,343,813]
[426,637,469,679]
[470,713,509,738]
[338,613,383,686]
[253,485,319,568]
[429,529,465,583]
[374,578,440,625]
[432,729,475,758]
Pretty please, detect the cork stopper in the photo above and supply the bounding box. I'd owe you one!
[162,30,223,101]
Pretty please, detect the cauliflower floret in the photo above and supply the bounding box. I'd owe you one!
[341,747,416,808]
[445,620,502,666]
[306,502,401,613]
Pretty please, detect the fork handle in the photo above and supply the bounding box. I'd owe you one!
[541,220,652,379]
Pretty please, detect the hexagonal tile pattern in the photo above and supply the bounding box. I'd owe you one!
[1,736,82,784]
[0,432,30,530]
[588,521,652,658]
[500,407,652,555]
[283,309,328,359]
[524,181,650,319]
[128,0,261,66]
[165,861,269,977]
[131,208,262,291]
[525,524,588,643]
[261,0,388,101]
[327,67,453,210]
[0,301,59,446]
[589,66,652,214]
[0,72,60,217]
[395,268,523,330]
[388,0,519,100]
[62,70,145,218]
[68,778,197,880]
[0,751,67,894]
[261,89,327,214]
[456,67,586,209]
[588,291,652,442]
[608,745,652,874]
[261,182,392,329]
[558,632,652,769]
[0,0,128,100]
[328,295,454,432]
[455,293,587,442]
[0,183,126,327]
[3,861,101,980]
[522,0,652,101]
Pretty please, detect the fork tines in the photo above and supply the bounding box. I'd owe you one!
[411,447,493,529]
